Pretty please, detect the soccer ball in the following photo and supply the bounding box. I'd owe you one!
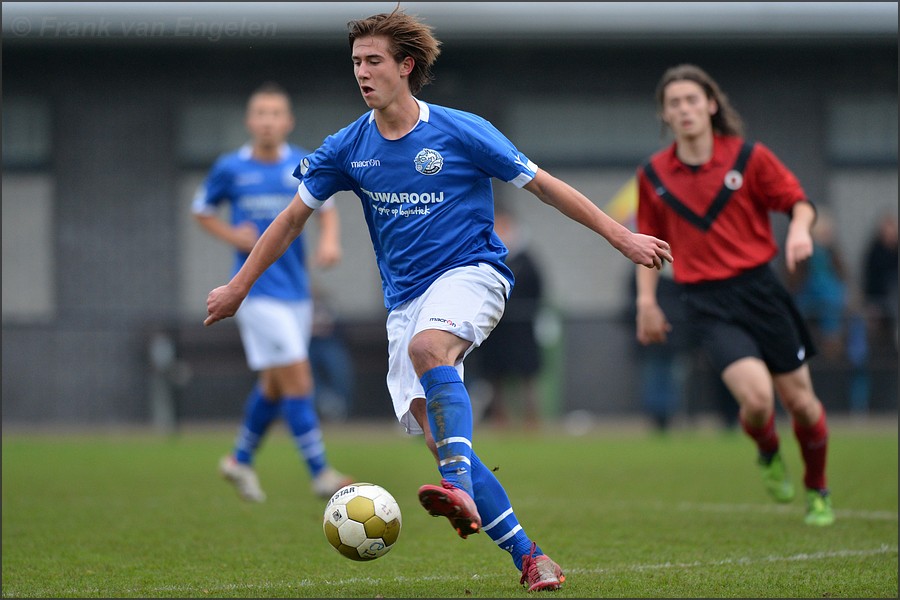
[323,482,402,561]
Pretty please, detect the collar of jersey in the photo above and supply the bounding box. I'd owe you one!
[666,137,730,173]
[238,143,291,161]
[367,97,430,126]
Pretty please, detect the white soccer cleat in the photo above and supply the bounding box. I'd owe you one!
[312,467,354,499]
[219,455,266,503]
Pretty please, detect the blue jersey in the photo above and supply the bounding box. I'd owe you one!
[293,99,538,310]
[192,143,312,301]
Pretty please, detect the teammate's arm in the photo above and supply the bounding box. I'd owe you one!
[205,194,315,326]
[194,213,258,254]
[313,199,342,268]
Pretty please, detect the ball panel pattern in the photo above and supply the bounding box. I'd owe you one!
[323,483,402,561]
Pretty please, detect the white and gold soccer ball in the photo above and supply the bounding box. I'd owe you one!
[323,483,402,561]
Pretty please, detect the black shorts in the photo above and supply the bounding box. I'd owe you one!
[681,264,817,375]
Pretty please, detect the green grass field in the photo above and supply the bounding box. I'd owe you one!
[2,417,897,598]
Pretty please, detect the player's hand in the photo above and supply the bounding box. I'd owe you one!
[636,303,671,345]
[784,224,814,273]
[204,284,244,327]
[314,237,343,269]
[233,222,259,254]
[625,233,674,270]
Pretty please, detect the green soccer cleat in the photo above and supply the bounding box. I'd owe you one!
[757,452,795,503]
[804,489,835,526]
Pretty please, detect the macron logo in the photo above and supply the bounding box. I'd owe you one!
[351,159,381,168]
[429,317,458,328]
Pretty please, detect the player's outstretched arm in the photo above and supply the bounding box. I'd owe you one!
[205,194,315,326]
[523,169,673,270]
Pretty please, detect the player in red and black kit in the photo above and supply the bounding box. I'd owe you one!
[634,64,834,526]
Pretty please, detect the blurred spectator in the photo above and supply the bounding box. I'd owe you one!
[862,211,898,349]
[786,209,874,413]
[627,269,737,432]
[787,209,848,360]
[628,269,688,431]
[477,203,544,429]
[309,285,356,422]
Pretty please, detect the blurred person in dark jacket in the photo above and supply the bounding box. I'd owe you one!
[477,203,545,429]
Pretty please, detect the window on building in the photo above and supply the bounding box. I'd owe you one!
[2,98,55,323]
[2,96,52,169]
[826,95,898,166]
[507,97,662,167]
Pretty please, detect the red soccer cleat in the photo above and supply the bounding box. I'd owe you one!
[520,542,566,592]
[417,479,482,539]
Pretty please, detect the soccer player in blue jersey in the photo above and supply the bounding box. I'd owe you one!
[204,11,672,591]
[193,82,352,503]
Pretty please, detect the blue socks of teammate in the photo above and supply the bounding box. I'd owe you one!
[234,385,280,464]
[233,385,329,479]
[471,452,540,570]
[282,395,328,478]
[421,366,474,495]
[421,366,537,569]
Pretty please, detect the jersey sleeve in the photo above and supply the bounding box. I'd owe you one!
[451,111,538,188]
[191,156,231,216]
[746,142,809,214]
[293,136,354,210]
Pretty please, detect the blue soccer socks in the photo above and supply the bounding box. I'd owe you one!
[421,366,475,495]
[471,453,539,569]
[233,385,281,464]
[282,395,328,478]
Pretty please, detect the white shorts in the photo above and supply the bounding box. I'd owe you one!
[386,263,510,435]
[235,296,313,371]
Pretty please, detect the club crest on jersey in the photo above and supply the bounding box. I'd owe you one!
[724,169,744,191]
[414,148,444,175]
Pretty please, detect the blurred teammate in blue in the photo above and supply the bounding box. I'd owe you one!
[192,82,352,503]
[204,10,671,591]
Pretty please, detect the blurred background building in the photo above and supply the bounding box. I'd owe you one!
[3,2,897,427]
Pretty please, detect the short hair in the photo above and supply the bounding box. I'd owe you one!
[348,8,442,95]
[248,81,292,111]
[655,64,744,138]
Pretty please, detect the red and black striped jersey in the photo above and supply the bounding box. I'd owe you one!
[637,135,808,284]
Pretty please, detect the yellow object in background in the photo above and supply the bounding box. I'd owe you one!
[604,176,637,229]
